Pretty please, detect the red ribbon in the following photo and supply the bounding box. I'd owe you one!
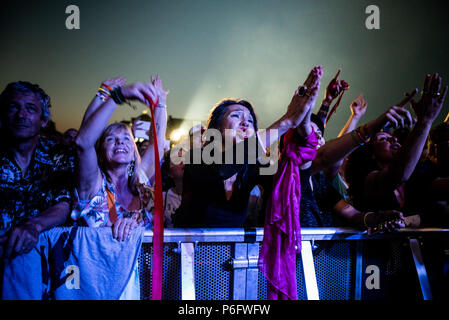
[146,95,164,300]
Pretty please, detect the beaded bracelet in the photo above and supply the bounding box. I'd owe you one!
[363,212,375,229]
[96,88,110,101]
[350,125,370,146]
[356,125,370,143]
[101,83,114,92]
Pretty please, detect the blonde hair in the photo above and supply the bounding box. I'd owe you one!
[95,122,142,194]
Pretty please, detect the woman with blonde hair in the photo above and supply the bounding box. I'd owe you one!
[71,75,168,241]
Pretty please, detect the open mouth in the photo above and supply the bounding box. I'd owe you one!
[391,144,400,151]
[238,128,252,138]
[113,148,128,154]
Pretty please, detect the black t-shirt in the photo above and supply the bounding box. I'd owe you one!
[299,168,343,227]
[172,136,270,228]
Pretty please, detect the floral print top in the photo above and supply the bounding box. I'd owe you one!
[71,172,154,229]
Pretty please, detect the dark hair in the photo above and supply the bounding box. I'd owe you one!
[161,150,174,191]
[430,122,449,144]
[428,122,449,163]
[0,81,51,121]
[205,98,258,193]
[207,98,258,133]
[345,140,378,209]
[310,113,324,134]
[393,127,410,145]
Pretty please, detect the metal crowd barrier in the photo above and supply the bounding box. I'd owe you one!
[139,228,449,300]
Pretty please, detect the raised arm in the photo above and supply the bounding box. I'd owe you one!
[258,66,323,149]
[338,94,368,137]
[311,89,418,176]
[366,73,448,195]
[140,75,169,183]
[80,77,127,126]
[321,94,368,180]
[316,68,349,125]
[75,80,158,199]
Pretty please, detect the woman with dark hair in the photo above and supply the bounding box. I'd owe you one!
[173,66,324,227]
[346,73,448,226]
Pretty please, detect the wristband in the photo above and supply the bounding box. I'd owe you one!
[363,212,375,229]
[356,125,370,143]
[110,87,125,105]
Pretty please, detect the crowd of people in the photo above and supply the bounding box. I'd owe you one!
[0,66,448,263]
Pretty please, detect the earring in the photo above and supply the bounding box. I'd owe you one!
[128,160,135,177]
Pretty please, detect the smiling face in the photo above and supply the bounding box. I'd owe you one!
[372,131,401,164]
[2,92,47,140]
[220,104,255,143]
[101,125,137,168]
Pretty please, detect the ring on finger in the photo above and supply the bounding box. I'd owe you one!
[297,86,307,96]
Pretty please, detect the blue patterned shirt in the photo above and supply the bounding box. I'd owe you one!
[0,138,75,235]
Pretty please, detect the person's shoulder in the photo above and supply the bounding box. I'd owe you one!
[38,137,76,168]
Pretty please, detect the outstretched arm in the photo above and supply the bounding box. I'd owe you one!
[322,94,368,180]
[258,66,323,150]
[338,94,368,137]
[366,73,448,196]
[311,89,417,176]
[316,68,349,125]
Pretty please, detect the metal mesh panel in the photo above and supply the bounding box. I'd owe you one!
[257,262,267,300]
[361,239,419,300]
[139,243,181,300]
[194,243,232,300]
[312,241,353,300]
[258,241,352,300]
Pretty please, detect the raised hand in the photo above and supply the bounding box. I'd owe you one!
[350,94,368,119]
[409,73,448,124]
[285,66,323,129]
[102,76,127,89]
[371,89,417,132]
[121,82,159,106]
[324,69,349,105]
[151,75,170,106]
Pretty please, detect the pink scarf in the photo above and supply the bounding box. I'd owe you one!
[258,128,318,300]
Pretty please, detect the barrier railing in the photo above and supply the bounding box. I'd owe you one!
[139,228,449,300]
